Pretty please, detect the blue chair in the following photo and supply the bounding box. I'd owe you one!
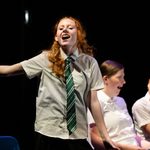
[0,136,20,150]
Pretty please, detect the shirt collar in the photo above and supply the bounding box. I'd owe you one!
[60,48,79,61]
[100,90,116,103]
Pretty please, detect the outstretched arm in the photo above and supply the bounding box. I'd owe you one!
[0,63,24,76]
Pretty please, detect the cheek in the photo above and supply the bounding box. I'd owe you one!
[55,33,59,41]
[72,35,78,45]
[110,82,119,88]
[55,31,61,41]
[72,32,77,40]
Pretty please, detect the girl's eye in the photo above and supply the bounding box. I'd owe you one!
[58,26,75,31]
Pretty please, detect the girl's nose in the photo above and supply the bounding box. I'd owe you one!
[63,27,68,32]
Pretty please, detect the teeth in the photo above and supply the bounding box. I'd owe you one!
[63,35,68,37]
[62,34,70,39]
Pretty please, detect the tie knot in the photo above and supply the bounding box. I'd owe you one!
[65,57,71,65]
[66,56,71,61]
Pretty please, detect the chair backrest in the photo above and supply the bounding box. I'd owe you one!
[0,136,20,150]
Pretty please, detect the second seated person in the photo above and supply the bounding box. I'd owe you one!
[132,77,150,149]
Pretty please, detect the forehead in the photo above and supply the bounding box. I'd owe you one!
[113,69,125,76]
[58,18,76,26]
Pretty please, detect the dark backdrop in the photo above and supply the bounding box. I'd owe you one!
[0,1,149,150]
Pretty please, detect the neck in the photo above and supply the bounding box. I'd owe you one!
[102,89,114,99]
[61,46,78,56]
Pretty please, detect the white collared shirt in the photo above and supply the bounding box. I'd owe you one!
[88,90,138,145]
[20,50,104,139]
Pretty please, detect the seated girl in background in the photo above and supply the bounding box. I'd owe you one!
[88,60,150,150]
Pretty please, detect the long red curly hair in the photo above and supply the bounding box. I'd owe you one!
[48,16,94,78]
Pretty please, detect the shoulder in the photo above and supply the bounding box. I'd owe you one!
[115,96,127,108]
[78,53,97,61]
[132,97,145,111]
[32,50,49,61]
[39,50,49,58]
[21,50,49,66]
[133,96,145,106]
[116,96,126,103]
[78,53,98,67]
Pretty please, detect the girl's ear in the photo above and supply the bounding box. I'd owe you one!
[103,75,108,82]
[103,75,109,85]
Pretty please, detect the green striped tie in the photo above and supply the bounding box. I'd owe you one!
[65,57,77,135]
